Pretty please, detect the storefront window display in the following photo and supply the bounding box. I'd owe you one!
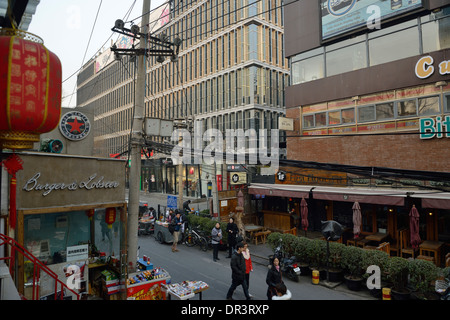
[23,208,122,266]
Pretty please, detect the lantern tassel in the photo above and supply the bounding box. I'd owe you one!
[1,153,24,230]
[9,177,17,229]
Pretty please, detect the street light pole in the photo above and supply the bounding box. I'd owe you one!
[127,0,150,273]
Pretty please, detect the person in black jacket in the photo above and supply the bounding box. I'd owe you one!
[226,242,252,300]
[266,257,283,300]
[226,217,239,258]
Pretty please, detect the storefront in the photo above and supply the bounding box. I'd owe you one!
[249,167,450,265]
[5,151,127,299]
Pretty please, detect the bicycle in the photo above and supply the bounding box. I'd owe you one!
[184,225,208,251]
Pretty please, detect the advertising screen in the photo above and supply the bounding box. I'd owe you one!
[321,0,423,40]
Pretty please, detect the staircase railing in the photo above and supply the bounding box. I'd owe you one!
[0,233,80,300]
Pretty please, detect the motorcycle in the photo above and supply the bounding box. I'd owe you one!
[269,238,301,282]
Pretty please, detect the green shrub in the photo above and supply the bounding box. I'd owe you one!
[341,245,364,278]
[409,259,438,295]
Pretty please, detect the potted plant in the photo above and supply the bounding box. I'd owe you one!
[341,245,364,291]
[409,259,439,300]
[293,236,312,276]
[361,249,390,298]
[267,232,282,251]
[324,241,345,282]
[386,256,411,300]
[306,239,327,279]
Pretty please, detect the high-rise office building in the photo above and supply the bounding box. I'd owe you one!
[76,0,289,196]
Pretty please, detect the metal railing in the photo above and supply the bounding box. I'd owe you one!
[0,233,80,300]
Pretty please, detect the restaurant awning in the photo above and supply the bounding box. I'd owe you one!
[248,183,450,209]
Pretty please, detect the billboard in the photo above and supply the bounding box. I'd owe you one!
[95,3,171,73]
[321,0,423,41]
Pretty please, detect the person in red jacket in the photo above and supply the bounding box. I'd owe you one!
[242,242,253,296]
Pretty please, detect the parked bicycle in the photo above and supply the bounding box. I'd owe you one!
[184,225,208,251]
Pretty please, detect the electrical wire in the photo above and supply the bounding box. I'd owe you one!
[62,0,137,85]
[67,0,103,107]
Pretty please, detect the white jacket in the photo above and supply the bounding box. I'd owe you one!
[271,290,292,300]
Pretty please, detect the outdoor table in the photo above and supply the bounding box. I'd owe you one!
[244,224,264,242]
[363,233,389,248]
[365,232,388,242]
[419,240,444,266]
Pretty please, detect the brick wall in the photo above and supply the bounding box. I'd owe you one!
[285,109,450,172]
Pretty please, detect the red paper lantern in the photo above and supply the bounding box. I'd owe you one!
[86,209,95,220]
[0,29,62,149]
[105,207,116,229]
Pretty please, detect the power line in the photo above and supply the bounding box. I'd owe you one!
[62,0,138,85]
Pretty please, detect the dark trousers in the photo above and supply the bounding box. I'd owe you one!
[213,243,219,260]
[228,241,236,257]
[245,273,250,290]
[226,278,250,300]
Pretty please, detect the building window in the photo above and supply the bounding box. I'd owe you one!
[376,102,395,120]
[445,93,450,113]
[418,96,440,116]
[326,36,366,77]
[342,108,355,124]
[315,112,327,127]
[397,99,417,117]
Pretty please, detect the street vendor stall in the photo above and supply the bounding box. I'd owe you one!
[126,267,171,300]
[138,216,154,236]
[154,220,174,244]
[163,281,209,300]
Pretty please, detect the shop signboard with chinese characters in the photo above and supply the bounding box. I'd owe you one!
[276,167,348,186]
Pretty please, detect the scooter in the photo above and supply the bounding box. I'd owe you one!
[270,239,301,282]
[435,278,450,300]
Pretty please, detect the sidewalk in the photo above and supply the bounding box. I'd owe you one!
[249,241,376,300]
[135,190,376,299]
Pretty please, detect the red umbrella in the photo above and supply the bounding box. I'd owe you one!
[352,201,361,239]
[409,205,421,249]
[301,197,309,236]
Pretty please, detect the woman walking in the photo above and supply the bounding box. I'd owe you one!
[242,242,253,296]
[266,257,283,300]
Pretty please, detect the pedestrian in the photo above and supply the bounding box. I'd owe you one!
[271,283,292,300]
[242,242,253,292]
[211,222,222,262]
[183,200,191,214]
[266,256,283,300]
[226,242,252,300]
[171,211,182,252]
[226,217,239,258]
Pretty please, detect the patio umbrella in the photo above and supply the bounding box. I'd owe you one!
[301,197,309,236]
[409,205,421,249]
[352,201,361,239]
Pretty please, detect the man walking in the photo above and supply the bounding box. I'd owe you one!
[171,211,182,252]
[226,242,252,300]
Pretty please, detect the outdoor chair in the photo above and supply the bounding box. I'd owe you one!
[376,242,390,255]
[388,230,403,257]
[400,229,415,259]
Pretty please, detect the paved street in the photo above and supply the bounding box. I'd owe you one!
[137,232,375,301]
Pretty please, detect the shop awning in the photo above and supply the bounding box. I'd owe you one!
[249,183,450,208]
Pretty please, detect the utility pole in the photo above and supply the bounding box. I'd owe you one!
[127,0,150,273]
[110,0,181,273]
